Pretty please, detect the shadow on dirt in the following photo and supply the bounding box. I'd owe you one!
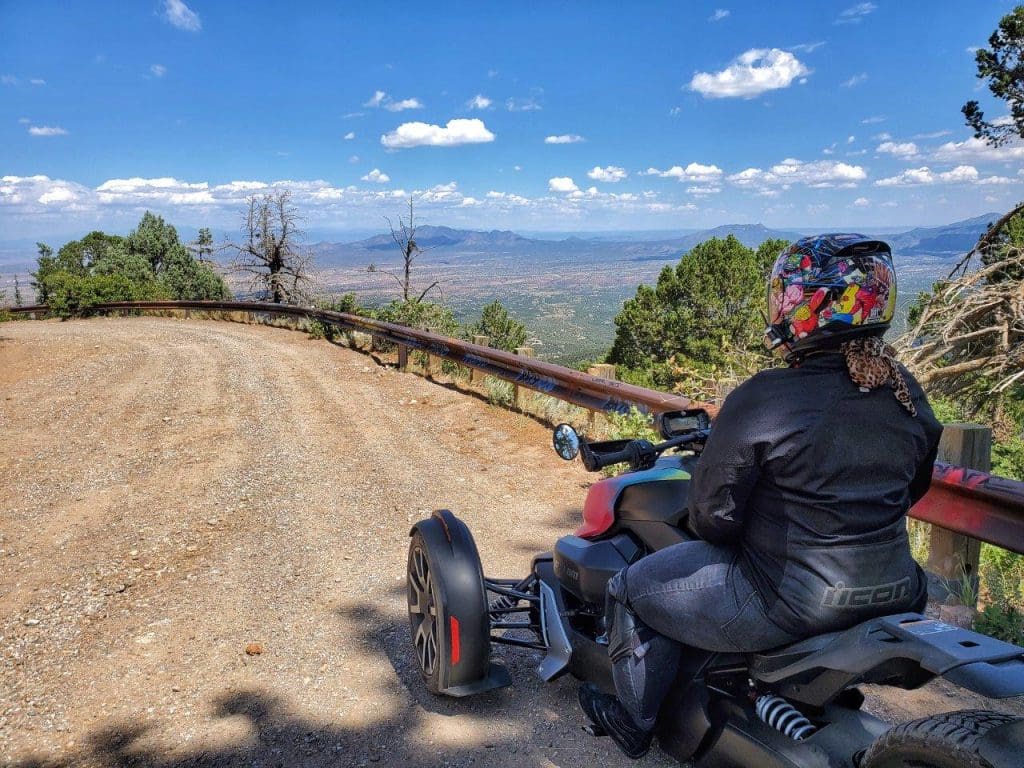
[9,687,533,768]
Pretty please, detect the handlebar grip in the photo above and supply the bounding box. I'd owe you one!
[592,446,636,470]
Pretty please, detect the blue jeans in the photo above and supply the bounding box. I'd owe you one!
[609,540,799,730]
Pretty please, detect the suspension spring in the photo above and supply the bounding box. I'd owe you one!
[754,695,817,741]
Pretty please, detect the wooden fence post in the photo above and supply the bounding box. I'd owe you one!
[587,364,617,431]
[471,336,489,384]
[926,423,992,604]
[397,344,409,372]
[513,346,535,410]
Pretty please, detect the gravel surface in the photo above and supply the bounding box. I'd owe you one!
[1,316,1020,768]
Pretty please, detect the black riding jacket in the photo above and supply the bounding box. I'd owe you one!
[687,352,942,637]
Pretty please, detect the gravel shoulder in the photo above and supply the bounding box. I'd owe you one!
[1,317,1020,768]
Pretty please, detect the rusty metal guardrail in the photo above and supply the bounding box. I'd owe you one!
[8,300,705,417]
[7,299,1024,555]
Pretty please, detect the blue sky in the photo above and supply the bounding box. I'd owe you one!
[2,0,1022,240]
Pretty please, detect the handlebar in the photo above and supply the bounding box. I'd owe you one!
[580,429,709,473]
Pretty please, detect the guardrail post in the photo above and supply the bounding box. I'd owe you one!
[926,423,992,604]
[513,346,535,410]
[471,336,490,383]
[587,364,617,430]
[397,344,409,372]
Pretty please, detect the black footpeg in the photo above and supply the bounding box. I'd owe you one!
[583,722,608,737]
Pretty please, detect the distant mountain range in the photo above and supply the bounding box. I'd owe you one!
[0,213,1004,275]
[306,214,1000,270]
[879,213,1001,256]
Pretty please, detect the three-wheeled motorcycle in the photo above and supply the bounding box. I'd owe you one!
[406,409,1024,767]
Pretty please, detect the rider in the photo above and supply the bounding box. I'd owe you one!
[580,234,943,759]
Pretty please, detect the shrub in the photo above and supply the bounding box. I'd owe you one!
[307,320,339,341]
[604,406,659,443]
[466,300,529,352]
[485,378,513,407]
[975,603,1024,644]
[44,272,168,319]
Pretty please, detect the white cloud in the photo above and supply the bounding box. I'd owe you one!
[709,9,730,21]
[847,135,856,144]
[38,187,78,205]
[836,2,876,24]
[852,196,870,207]
[365,91,423,111]
[967,46,980,54]
[506,96,542,112]
[977,175,1015,185]
[544,134,585,144]
[912,129,952,139]
[467,94,492,110]
[689,48,809,99]
[460,197,481,206]
[29,78,45,86]
[875,165,986,186]
[381,118,495,148]
[549,177,579,193]
[790,41,826,53]
[17,117,30,124]
[932,136,1024,163]
[861,115,886,124]
[841,73,868,88]
[384,97,423,112]
[150,64,167,77]
[1,75,17,86]
[728,158,867,190]
[587,166,628,183]
[163,0,201,32]
[513,165,522,171]
[686,185,721,196]
[349,155,360,163]
[344,131,355,140]
[876,141,919,158]
[642,162,723,182]
[669,106,682,116]
[28,125,68,136]
[361,168,390,183]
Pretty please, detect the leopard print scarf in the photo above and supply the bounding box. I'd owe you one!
[841,336,917,416]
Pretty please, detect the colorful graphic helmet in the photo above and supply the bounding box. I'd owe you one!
[765,233,896,357]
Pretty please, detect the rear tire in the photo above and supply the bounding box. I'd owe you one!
[406,511,497,696]
[407,531,445,693]
[861,709,1019,768]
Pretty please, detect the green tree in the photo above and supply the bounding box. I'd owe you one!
[467,300,528,352]
[607,235,781,391]
[190,227,215,263]
[32,212,230,317]
[14,275,22,307]
[127,212,183,273]
[962,6,1024,146]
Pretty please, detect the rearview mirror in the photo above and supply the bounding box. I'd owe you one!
[552,423,581,461]
[659,409,711,440]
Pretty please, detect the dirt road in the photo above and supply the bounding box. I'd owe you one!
[1,317,1020,768]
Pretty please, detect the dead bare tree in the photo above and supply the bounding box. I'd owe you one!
[367,197,441,303]
[895,202,1024,425]
[228,191,312,304]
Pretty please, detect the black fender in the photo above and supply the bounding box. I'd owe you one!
[410,510,511,696]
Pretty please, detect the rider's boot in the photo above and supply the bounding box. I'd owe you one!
[577,683,653,759]
[577,569,656,759]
